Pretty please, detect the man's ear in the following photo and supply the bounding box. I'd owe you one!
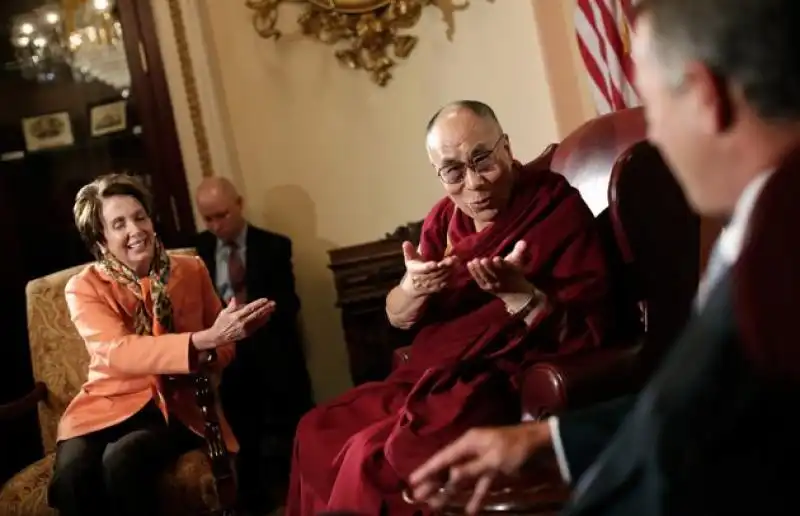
[708,71,734,132]
[685,61,735,134]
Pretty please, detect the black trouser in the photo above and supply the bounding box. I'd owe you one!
[221,370,292,512]
[220,342,312,512]
[48,401,202,516]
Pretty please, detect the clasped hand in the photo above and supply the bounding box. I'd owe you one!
[210,297,274,344]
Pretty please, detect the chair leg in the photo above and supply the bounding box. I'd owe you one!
[192,371,239,514]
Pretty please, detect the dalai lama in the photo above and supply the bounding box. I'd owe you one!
[285,101,614,515]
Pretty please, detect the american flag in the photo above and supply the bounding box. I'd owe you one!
[575,0,641,114]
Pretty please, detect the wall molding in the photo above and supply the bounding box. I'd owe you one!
[166,0,212,178]
[151,0,244,196]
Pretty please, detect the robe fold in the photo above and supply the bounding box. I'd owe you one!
[286,151,612,516]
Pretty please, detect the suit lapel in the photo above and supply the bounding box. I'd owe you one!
[244,224,255,291]
[197,232,221,299]
[208,248,217,284]
[203,233,218,281]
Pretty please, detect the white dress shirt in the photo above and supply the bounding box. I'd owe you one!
[548,171,772,484]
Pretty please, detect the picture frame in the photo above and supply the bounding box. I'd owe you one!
[21,111,75,152]
[90,100,128,137]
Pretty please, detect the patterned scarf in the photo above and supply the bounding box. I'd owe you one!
[97,238,175,337]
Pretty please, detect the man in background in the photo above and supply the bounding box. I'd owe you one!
[194,177,314,513]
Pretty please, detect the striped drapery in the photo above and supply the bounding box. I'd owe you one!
[575,0,641,114]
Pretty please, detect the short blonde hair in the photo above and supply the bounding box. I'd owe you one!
[73,173,153,257]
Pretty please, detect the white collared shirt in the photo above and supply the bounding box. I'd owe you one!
[548,171,773,484]
[694,172,771,308]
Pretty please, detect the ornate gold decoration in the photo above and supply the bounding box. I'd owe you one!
[246,0,486,86]
[167,0,213,178]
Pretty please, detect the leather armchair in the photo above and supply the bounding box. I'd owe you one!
[396,108,701,513]
[0,249,235,516]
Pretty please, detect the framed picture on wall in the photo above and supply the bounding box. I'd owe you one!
[21,112,75,152]
[90,100,128,137]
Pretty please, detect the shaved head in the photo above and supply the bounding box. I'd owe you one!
[197,176,239,201]
[426,100,501,136]
[426,101,504,158]
[195,177,246,242]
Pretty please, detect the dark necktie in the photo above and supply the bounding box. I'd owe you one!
[227,241,247,304]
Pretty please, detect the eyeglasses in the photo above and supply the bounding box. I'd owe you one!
[436,135,506,185]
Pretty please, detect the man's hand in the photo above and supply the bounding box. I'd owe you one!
[408,422,552,515]
[400,241,459,298]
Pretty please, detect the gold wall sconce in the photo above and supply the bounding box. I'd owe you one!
[245,1,485,86]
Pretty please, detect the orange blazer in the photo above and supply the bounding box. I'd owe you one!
[58,254,238,452]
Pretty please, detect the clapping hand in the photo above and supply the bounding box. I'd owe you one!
[466,240,531,296]
[210,297,275,344]
[400,241,459,298]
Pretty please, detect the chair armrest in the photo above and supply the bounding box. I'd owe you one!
[395,344,643,418]
[439,480,570,514]
[0,382,47,422]
[521,345,643,419]
[418,464,571,514]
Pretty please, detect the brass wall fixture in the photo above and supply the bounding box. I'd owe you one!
[245,0,483,86]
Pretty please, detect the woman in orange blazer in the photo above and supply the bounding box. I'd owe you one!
[47,173,274,516]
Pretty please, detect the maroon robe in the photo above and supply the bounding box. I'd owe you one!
[285,152,612,516]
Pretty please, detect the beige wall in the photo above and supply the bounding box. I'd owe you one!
[533,0,596,135]
[153,0,594,402]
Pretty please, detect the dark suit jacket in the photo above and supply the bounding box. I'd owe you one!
[558,164,800,516]
[194,225,314,439]
[195,224,300,333]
